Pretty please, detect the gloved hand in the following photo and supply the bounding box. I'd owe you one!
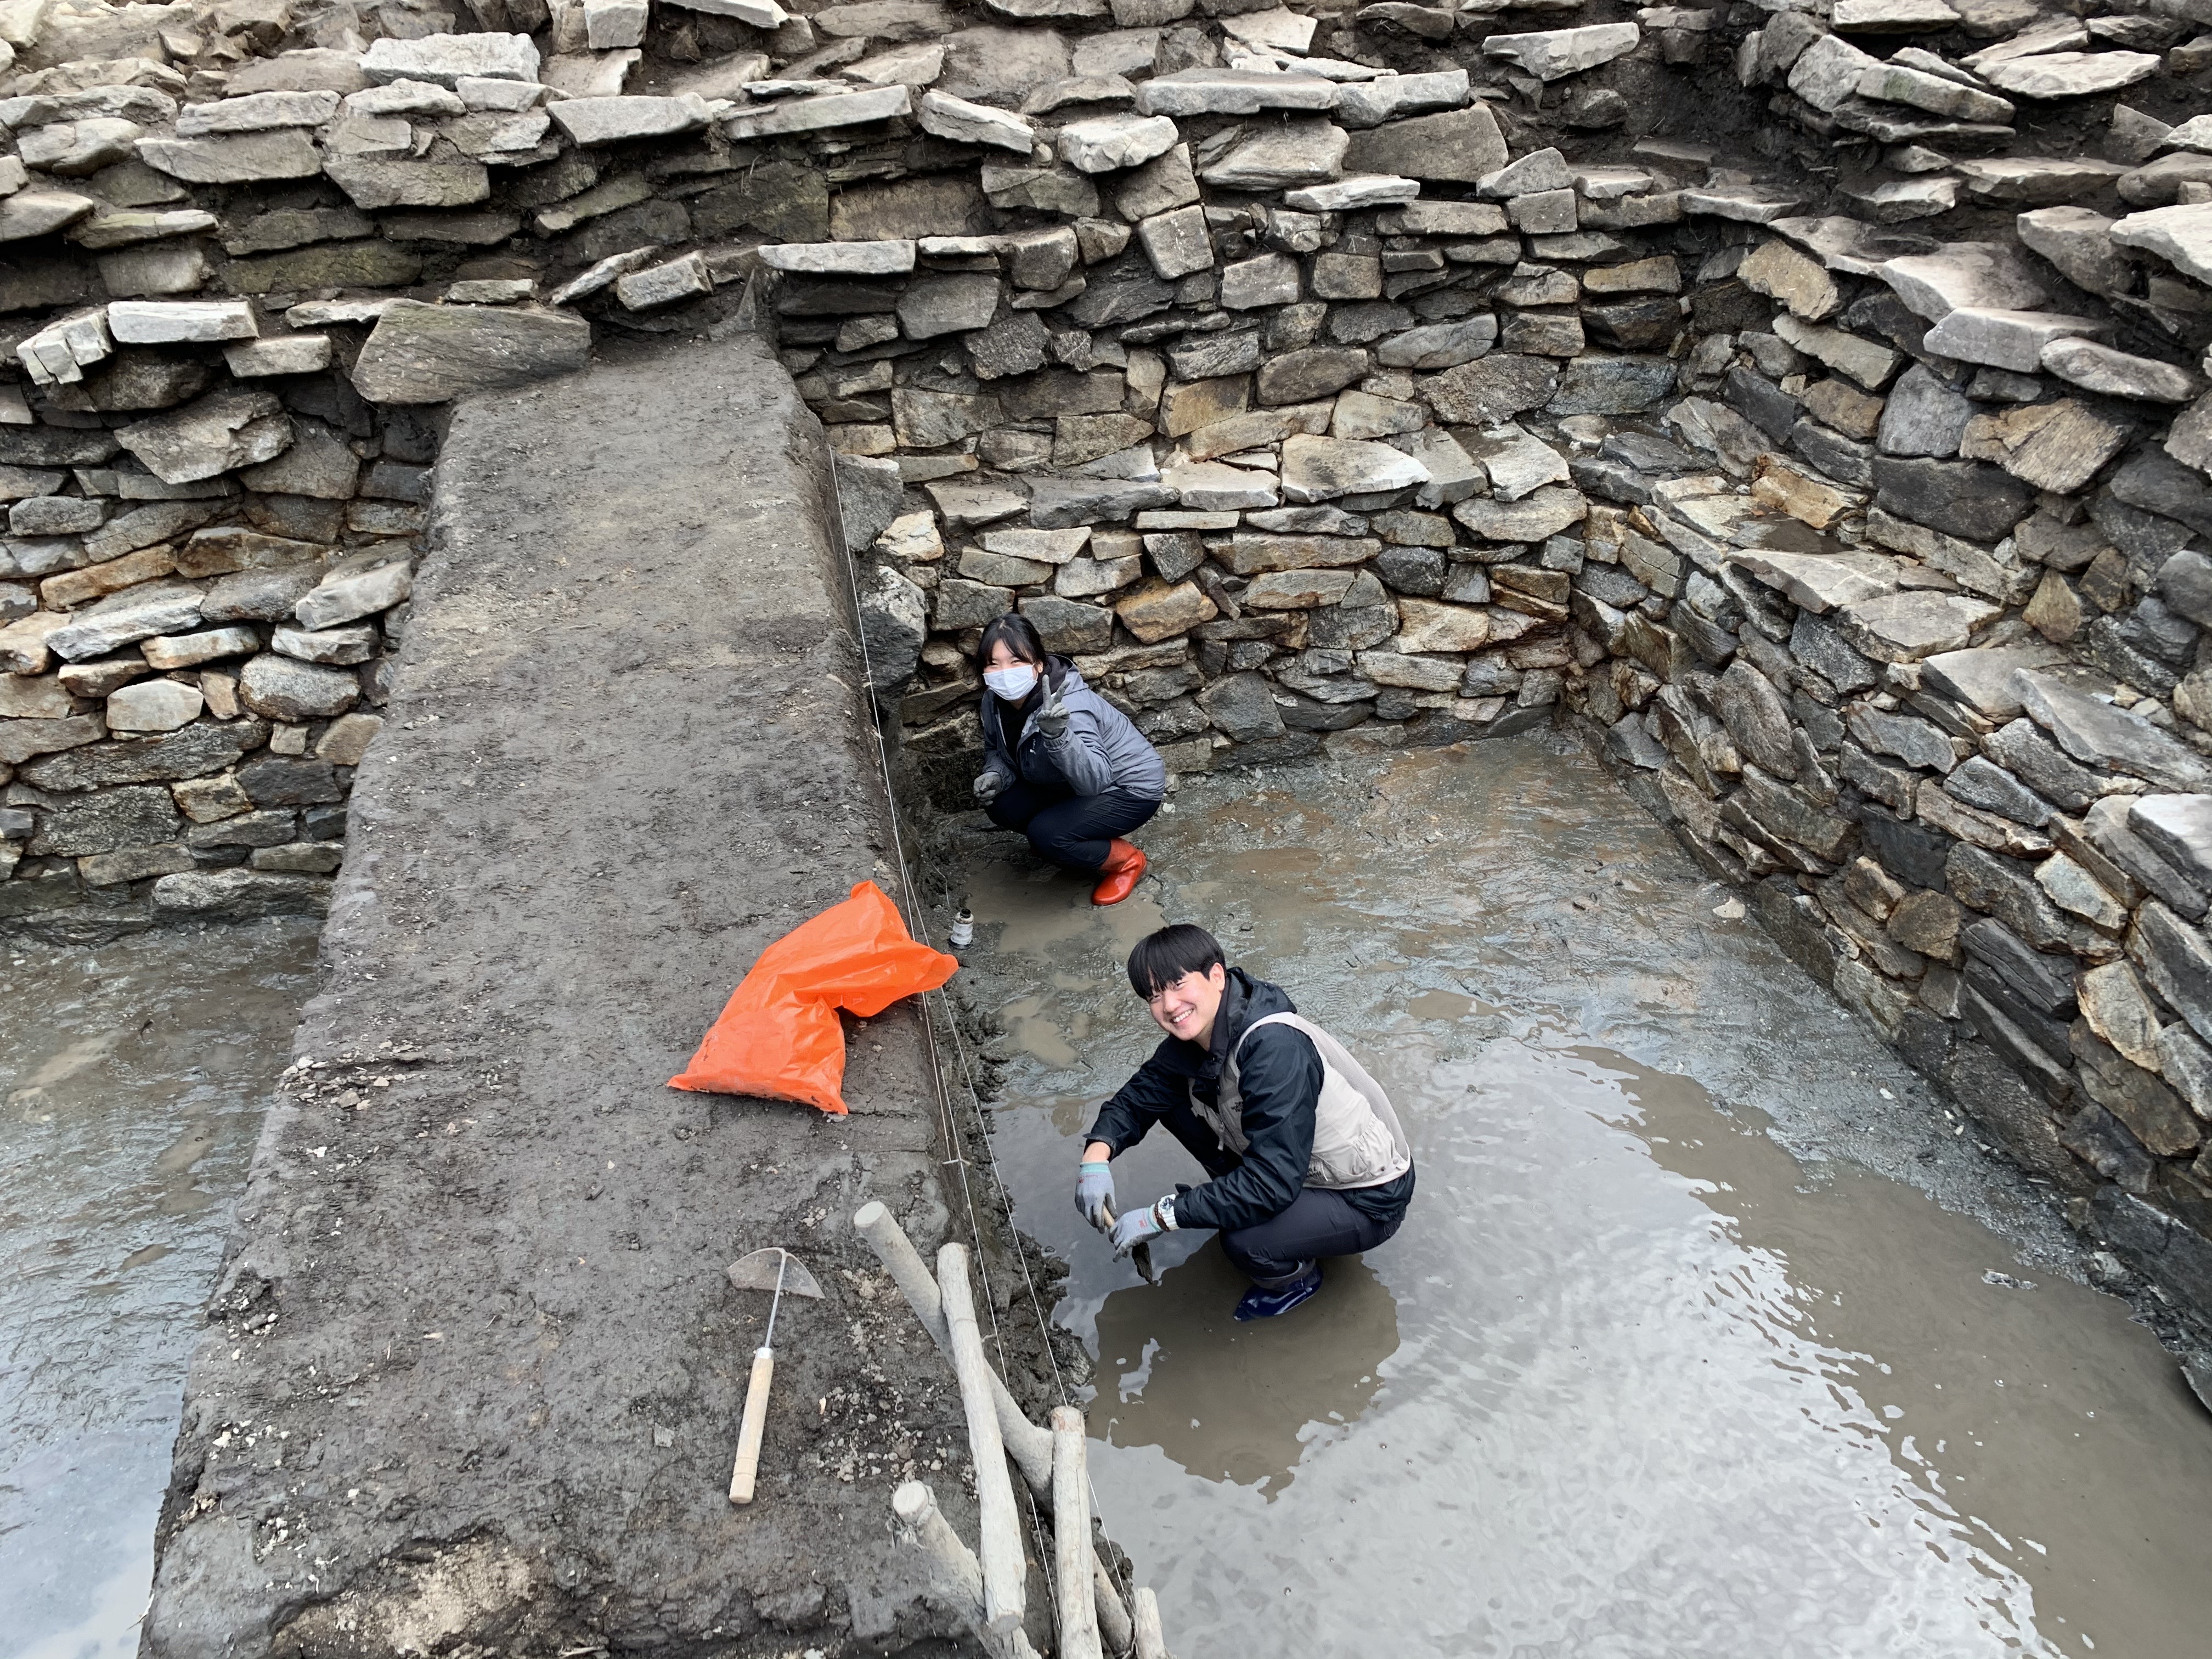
[1109,1200,1167,1258]
[973,769,1007,805]
[1076,1159,1115,1231]
[1035,672,1069,740]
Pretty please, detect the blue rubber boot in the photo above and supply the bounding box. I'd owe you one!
[1234,1261,1322,1322]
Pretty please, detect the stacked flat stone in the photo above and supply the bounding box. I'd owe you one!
[4,0,2212,1307]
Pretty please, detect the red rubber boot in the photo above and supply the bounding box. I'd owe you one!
[1091,838,1148,906]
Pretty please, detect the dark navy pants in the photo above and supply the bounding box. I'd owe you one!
[1132,1087,1413,1287]
[988,781,1159,873]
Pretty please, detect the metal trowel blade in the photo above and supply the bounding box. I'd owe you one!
[726,1248,825,1299]
[1131,1241,1158,1285]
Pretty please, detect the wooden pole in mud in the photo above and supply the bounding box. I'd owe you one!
[891,1481,1041,1659]
[854,1201,1056,1493]
[1050,1407,1104,1659]
[858,1203,1135,1650]
[938,1243,1026,1634]
[1131,1587,1172,1659]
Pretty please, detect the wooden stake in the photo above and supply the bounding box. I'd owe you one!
[1050,1407,1104,1659]
[854,1201,1056,1493]
[891,1482,1040,1659]
[1132,1586,1171,1659]
[938,1243,1025,1635]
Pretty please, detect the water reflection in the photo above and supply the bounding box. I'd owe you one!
[1093,1245,1398,1494]
[952,735,2212,1659]
[1,922,321,1659]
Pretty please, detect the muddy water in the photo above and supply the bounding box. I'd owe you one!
[1,922,321,1659]
[946,733,2212,1659]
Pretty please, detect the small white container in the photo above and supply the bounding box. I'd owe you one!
[948,909,974,949]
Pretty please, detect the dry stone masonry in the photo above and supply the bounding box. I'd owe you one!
[4,0,2212,1312]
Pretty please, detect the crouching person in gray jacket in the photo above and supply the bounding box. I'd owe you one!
[974,613,1167,907]
[1077,924,1417,1321]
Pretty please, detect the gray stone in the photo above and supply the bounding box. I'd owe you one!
[2015,205,2130,296]
[1059,111,1178,172]
[1027,477,1172,527]
[857,562,928,692]
[1018,594,1113,652]
[1423,353,1558,425]
[1876,363,1972,458]
[1335,68,1469,129]
[26,785,180,857]
[2015,669,2212,792]
[2132,901,2212,1046]
[238,651,360,720]
[0,189,100,241]
[135,131,322,183]
[324,157,493,210]
[1199,119,1347,190]
[1198,670,1286,741]
[1115,143,1203,221]
[916,89,1034,153]
[349,302,591,404]
[1871,455,2030,543]
[362,34,543,88]
[2111,202,2212,287]
[1220,251,1297,309]
[115,389,291,486]
[1377,317,1497,371]
[2129,796,2212,889]
[1453,484,1588,543]
[1138,206,1214,280]
[176,89,342,134]
[297,562,412,630]
[1982,50,2158,99]
[1135,67,1339,117]
[1549,356,1677,415]
[722,84,912,140]
[1256,347,1367,406]
[1341,105,1506,184]
[151,867,330,918]
[1280,435,1427,503]
[2041,339,2198,403]
[1922,309,2111,374]
[16,720,265,791]
[898,274,1001,340]
[239,419,359,500]
[1483,23,1642,81]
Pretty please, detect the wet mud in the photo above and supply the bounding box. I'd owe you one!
[939,732,2212,1659]
[1,921,321,1659]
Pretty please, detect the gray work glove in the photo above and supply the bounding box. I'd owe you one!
[973,769,1007,805]
[1076,1159,1115,1231]
[1035,672,1069,740]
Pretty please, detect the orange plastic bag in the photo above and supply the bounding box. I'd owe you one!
[668,881,958,1115]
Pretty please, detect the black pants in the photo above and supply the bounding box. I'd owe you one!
[1221,1186,1408,1285]
[1137,1088,1413,1287]
[987,781,1159,873]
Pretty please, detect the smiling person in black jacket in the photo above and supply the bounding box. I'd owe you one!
[1077,924,1417,1321]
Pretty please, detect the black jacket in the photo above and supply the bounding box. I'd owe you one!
[1085,969,1414,1234]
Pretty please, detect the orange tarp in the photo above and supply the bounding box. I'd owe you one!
[668,881,958,1115]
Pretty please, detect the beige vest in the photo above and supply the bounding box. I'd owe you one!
[1197,1012,1413,1192]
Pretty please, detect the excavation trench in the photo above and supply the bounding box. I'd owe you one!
[929,731,2212,1659]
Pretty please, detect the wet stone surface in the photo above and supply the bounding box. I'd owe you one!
[938,732,2212,1659]
[0,919,321,1659]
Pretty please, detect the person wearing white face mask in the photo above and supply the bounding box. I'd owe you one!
[972,612,1166,906]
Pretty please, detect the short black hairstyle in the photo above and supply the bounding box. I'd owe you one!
[1127,924,1226,998]
[976,612,1047,673]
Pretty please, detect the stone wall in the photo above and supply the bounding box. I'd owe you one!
[5,0,2212,1313]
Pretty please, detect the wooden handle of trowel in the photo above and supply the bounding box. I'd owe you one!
[729,1346,775,1505]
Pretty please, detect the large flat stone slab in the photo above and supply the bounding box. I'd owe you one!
[349,301,592,404]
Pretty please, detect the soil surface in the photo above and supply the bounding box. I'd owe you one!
[143,331,993,1658]
[936,731,2212,1659]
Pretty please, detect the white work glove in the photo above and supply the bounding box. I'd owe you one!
[1035,673,1069,740]
[973,770,1008,804]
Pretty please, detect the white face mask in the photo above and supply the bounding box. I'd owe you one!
[985,664,1039,702]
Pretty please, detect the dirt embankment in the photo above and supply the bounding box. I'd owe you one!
[144,328,1012,1657]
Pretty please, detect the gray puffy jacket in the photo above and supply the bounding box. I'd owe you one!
[980,661,1166,802]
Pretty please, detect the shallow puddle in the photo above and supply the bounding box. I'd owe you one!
[949,733,2212,1659]
[0,921,321,1659]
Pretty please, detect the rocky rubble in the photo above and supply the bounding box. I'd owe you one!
[4,0,2212,1307]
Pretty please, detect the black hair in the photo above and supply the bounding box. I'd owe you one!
[977,613,1048,674]
[1127,924,1226,998]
